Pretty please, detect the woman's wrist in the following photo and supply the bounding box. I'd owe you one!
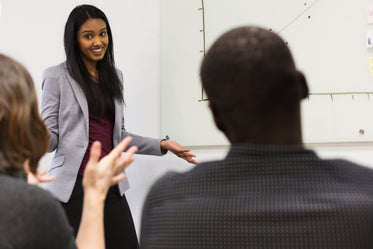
[160,135,170,154]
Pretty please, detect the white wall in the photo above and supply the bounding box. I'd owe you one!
[3,0,373,237]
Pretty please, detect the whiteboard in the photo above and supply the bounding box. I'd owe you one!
[161,0,373,146]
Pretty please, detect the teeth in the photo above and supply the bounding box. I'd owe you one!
[92,48,103,52]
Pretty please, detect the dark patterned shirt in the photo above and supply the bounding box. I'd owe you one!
[140,144,373,249]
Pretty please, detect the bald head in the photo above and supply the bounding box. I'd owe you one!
[200,26,308,144]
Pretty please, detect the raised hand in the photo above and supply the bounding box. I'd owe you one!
[83,136,138,200]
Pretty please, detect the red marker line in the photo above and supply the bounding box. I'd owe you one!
[276,0,321,34]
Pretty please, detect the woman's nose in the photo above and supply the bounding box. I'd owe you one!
[93,37,102,46]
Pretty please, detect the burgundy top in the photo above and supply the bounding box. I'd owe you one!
[78,85,115,176]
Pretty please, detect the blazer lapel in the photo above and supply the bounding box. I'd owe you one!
[113,99,122,146]
[63,66,89,135]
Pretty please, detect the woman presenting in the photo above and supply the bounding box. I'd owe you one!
[41,4,196,249]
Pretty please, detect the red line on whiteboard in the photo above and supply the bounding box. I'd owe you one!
[276,0,321,34]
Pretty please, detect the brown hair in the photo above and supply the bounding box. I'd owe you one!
[0,54,49,177]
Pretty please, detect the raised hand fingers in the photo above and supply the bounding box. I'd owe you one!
[89,141,102,165]
[124,145,138,159]
[112,146,137,175]
[107,136,133,160]
[111,173,127,185]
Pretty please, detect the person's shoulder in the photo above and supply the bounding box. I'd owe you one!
[0,174,56,205]
[115,67,124,80]
[0,174,65,225]
[322,158,373,184]
[43,62,67,79]
[0,175,76,249]
[310,159,373,208]
[148,171,182,194]
[146,161,218,197]
[42,62,69,89]
[0,174,69,227]
[115,67,123,74]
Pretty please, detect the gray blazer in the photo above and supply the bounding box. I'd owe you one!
[41,62,162,203]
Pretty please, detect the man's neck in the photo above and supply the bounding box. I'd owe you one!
[228,120,303,146]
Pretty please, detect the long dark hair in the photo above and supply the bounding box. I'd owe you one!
[64,4,123,116]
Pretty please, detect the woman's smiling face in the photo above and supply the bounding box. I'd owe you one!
[77,18,109,67]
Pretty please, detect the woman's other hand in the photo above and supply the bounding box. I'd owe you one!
[161,140,198,164]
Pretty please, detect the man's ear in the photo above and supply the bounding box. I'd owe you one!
[297,71,309,99]
[209,103,228,134]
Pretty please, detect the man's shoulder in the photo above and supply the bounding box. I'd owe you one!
[146,160,224,198]
[322,158,373,182]
[151,154,373,191]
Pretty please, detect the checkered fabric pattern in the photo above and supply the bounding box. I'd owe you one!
[140,144,373,249]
